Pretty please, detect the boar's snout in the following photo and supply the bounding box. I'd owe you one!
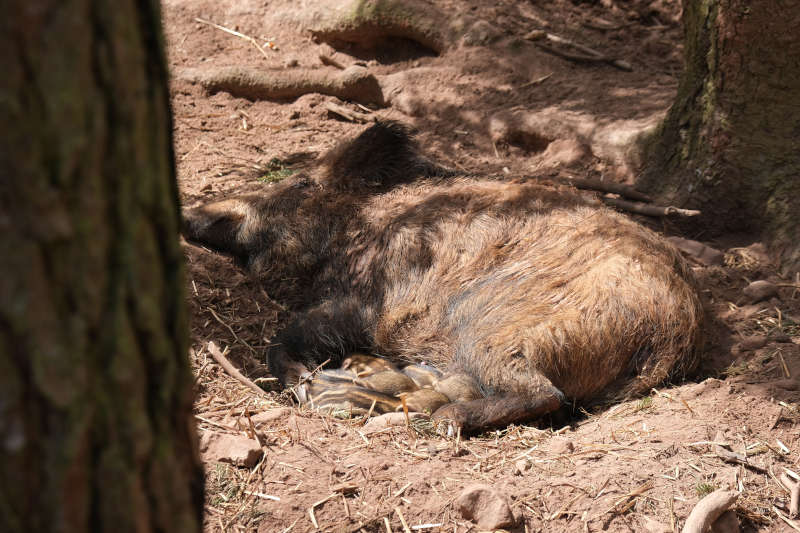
[182,199,251,259]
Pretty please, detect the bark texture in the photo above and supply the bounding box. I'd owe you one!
[0,1,203,532]
[640,0,800,271]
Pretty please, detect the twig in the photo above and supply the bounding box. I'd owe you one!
[681,490,739,533]
[394,507,412,533]
[309,493,337,529]
[602,197,701,217]
[526,30,633,71]
[712,431,767,473]
[325,102,373,123]
[773,506,800,532]
[205,306,257,355]
[243,491,280,501]
[195,17,272,60]
[206,341,268,398]
[771,408,784,430]
[519,73,553,89]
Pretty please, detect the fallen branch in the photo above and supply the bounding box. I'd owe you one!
[525,30,633,71]
[207,341,269,398]
[536,175,652,202]
[179,65,384,106]
[681,490,739,533]
[602,197,701,217]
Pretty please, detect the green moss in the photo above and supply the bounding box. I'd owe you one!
[258,158,296,183]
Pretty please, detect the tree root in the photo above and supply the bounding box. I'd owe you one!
[306,0,499,54]
[682,490,739,533]
[179,65,384,106]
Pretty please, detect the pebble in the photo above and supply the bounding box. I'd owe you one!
[455,483,516,530]
[201,433,263,468]
[742,280,778,302]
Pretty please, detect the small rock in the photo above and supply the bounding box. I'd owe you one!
[773,378,800,391]
[550,438,574,455]
[667,237,725,266]
[642,515,672,533]
[743,280,779,302]
[202,434,263,468]
[455,484,516,530]
[738,335,767,351]
[361,412,429,435]
[514,459,530,475]
[710,509,740,533]
[250,407,291,425]
[767,331,792,343]
[284,57,299,68]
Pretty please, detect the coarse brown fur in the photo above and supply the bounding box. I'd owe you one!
[183,122,705,433]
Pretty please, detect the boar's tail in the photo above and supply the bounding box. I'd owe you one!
[319,121,456,192]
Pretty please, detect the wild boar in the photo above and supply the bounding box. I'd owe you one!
[183,122,704,433]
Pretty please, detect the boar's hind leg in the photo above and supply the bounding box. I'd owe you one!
[267,298,376,387]
[432,374,564,434]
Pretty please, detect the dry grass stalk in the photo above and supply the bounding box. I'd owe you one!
[195,17,272,60]
[205,306,257,354]
[773,506,800,531]
[394,507,412,533]
[599,480,654,518]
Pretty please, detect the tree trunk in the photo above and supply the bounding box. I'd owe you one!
[639,0,800,271]
[0,1,203,532]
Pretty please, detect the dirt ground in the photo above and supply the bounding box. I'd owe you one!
[163,0,800,531]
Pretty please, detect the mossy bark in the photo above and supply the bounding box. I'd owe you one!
[640,0,800,271]
[0,1,203,531]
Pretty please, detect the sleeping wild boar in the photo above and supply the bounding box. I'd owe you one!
[183,122,704,433]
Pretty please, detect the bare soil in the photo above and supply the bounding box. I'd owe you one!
[164,0,800,531]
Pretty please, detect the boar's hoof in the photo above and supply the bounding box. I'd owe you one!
[431,402,471,437]
[432,389,564,434]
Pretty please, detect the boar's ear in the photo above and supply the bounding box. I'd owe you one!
[320,121,449,191]
[182,199,249,259]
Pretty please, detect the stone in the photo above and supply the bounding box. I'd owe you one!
[514,459,530,475]
[641,515,671,533]
[738,335,767,351]
[455,483,516,530]
[742,280,778,302]
[550,438,575,455]
[250,407,292,424]
[667,237,725,266]
[202,433,263,468]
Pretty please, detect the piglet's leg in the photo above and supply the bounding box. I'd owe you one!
[432,376,564,434]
